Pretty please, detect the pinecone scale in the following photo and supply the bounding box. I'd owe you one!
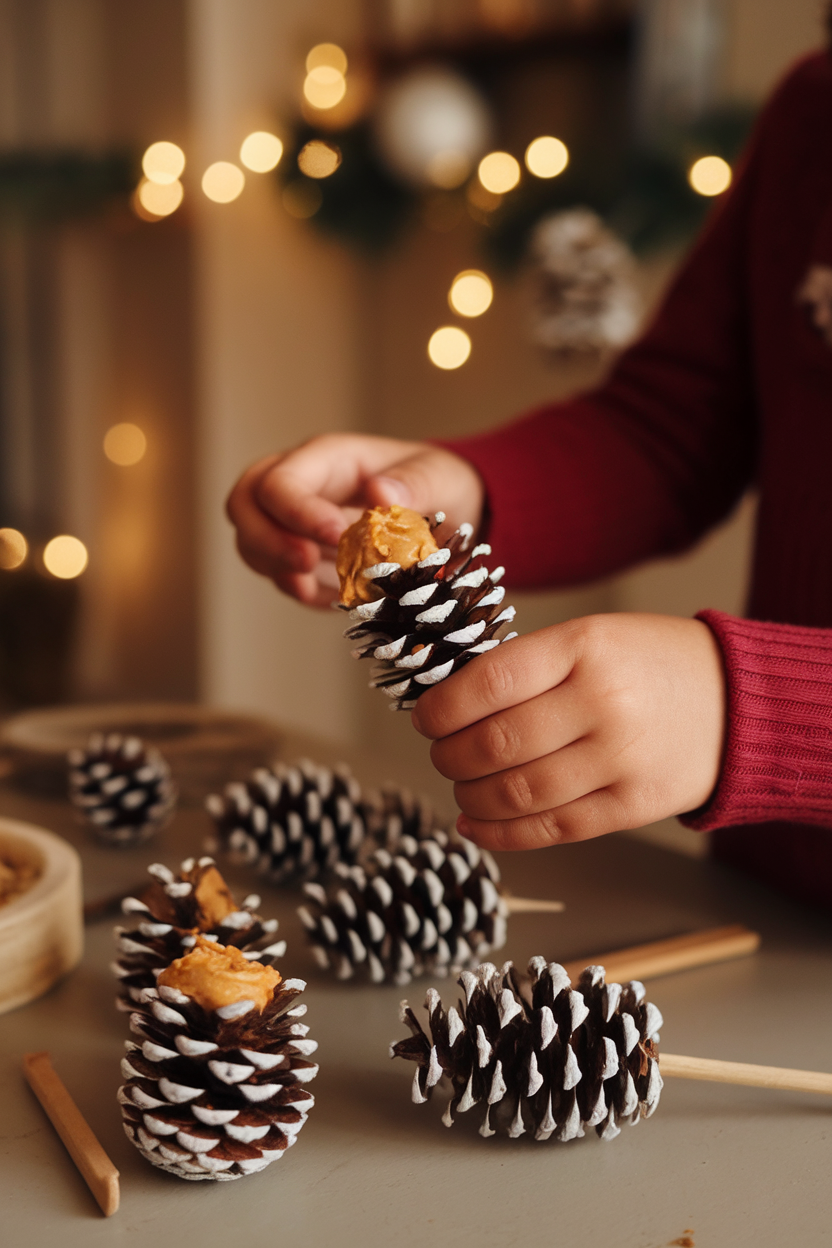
[68,732,176,846]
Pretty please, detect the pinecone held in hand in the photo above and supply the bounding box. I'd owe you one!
[120,935,317,1181]
[68,732,176,846]
[113,857,285,1010]
[298,832,506,985]
[392,957,663,1141]
[206,758,446,884]
[337,506,518,711]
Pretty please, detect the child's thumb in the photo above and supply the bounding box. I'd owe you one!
[365,456,437,514]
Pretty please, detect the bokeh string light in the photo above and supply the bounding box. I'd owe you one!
[103,423,147,466]
[240,131,283,173]
[142,141,185,185]
[525,135,569,179]
[428,326,472,370]
[448,270,493,318]
[303,66,347,111]
[136,178,183,218]
[306,43,348,75]
[0,528,27,570]
[297,140,342,179]
[202,161,245,203]
[43,535,88,580]
[478,151,521,194]
[688,155,732,196]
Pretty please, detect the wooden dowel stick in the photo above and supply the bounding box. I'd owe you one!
[660,1052,832,1097]
[504,896,565,914]
[23,1051,120,1217]
[561,924,760,985]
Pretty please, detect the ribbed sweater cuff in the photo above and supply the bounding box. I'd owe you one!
[682,610,832,831]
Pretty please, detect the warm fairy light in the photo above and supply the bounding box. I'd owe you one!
[688,155,732,197]
[303,66,347,111]
[282,179,323,219]
[428,326,472,370]
[297,140,342,179]
[448,270,493,318]
[240,131,284,173]
[306,43,348,75]
[478,151,521,194]
[525,135,569,179]
[201,162,245,203]
[0,528,27,570]
[136,178,184,218]
[103,423,147,466]
[142,141,185,185]
[43,535,88,579]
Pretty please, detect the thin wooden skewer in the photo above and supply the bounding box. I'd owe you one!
[504,896,565,914]
[560,923,760,985]
[23,1051,120,1217]
[660,1052,832,1096]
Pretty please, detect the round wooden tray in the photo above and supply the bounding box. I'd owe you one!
[0,818,83,1016]
[0,703,283,803]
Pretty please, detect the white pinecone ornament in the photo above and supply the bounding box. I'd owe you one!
[68,732,176,846]
[113,857,285,1010]
[298,832,506,985]
[337,507,517,711]
[120,936,317,1181]
[392,957,663,1141]
[206,758,445,884]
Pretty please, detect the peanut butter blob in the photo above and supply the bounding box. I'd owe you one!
[336,505,439,607]
[158,934,281,1013]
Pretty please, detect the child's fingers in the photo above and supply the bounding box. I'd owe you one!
[452,740,609,822]
[255,455,352,549]
[428,683,590,782]
[456,787,630,852]
[233,501,320,576]
[412,628,578,740]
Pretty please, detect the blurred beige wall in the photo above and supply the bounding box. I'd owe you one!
[192,0,827,797]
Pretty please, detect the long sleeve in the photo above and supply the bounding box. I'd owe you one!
[442,86,778,589]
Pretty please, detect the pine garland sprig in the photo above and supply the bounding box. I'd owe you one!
[342,514,518,711]
[298,832,506,985]
[391,957,663,1141]
[113,857,285,1010]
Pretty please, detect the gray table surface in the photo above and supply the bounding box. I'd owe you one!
[1,736,831,1248]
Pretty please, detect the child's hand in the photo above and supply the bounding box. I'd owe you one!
[226,435,484,606]
[412,613,725,850]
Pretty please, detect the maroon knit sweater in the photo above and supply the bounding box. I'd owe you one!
[444,53,832,907]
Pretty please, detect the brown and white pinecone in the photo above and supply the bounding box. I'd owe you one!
[297,832,506,985]
[205,758,445,884]
[120,969,317,1180]
[113,858,285,1009]
[392,958,663,1142]
[68,732,176,846]
[342,515,518,711]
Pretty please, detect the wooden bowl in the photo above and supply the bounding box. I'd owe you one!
[0,702,282,802]
[0,818,83,1016]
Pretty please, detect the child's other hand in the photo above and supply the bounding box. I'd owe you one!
[412,613,725,850]
[226,435,484,607]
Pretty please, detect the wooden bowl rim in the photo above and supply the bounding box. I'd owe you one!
[0,818,81,932]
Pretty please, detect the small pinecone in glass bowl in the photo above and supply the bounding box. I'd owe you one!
[68,732,176,846]
[205,758,446,884]
[392,958,663,1142]
[120,936,317,1181]
[297,832,506,985]
[113,857,285,1011]
[338,508,518,711]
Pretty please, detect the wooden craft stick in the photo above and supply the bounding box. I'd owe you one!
[504,896,565,914]
[660,1052,832,1097]
[23,1051,120,1217]
[561,923,760,985]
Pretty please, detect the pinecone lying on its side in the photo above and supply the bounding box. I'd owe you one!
[341,513,518,711]
[392,957,663,1141]
[298,832,506,985]
[113,857,285,1010]
[205,758,446,884]
[68,732,176,846]
[120,937,317,1181]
